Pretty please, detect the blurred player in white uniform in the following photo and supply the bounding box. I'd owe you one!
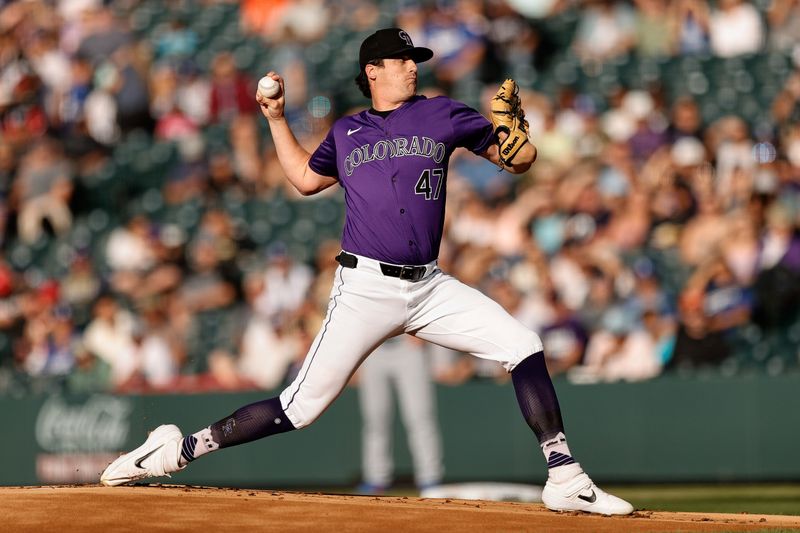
[358,335,442,494]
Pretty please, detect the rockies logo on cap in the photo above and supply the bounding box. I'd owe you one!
[398,30,412,47]
[359,27,434,70]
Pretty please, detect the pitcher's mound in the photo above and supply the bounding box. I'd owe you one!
[3,485,799,532]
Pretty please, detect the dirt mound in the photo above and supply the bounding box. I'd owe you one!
[2,485,798,532]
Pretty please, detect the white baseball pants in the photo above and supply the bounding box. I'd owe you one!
[279,252,543,429]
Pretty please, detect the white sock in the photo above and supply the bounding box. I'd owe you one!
[178,427,219,466]
[541,432,583,482]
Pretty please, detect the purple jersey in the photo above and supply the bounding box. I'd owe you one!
[308,95,495,265]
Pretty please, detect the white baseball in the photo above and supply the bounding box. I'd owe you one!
[258,76,280,98]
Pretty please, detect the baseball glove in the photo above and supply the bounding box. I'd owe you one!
[490,78,530,167]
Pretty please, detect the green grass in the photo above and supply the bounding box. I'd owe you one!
[317,482,800,523]
[331,483,800,517]
[607,484,800,516]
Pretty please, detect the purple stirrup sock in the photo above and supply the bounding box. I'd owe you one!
[209,396,296,448]
[511,352,565,443]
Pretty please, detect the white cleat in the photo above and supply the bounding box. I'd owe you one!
[100,424,185,486]
[542,470,634,516]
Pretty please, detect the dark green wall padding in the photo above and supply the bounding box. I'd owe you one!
[1,374,797,487]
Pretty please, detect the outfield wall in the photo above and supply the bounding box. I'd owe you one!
[0,374,796,487]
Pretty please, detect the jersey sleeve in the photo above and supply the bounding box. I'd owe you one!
[308,127,339,178]
[449,99,496,155]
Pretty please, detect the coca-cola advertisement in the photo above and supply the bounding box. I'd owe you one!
[34,395,133,483]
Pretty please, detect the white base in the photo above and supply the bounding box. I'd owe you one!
[420,482,542,502]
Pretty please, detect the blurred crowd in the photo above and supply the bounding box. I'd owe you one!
[0,0,799,396]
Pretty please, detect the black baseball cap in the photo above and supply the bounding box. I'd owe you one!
[359,28,433,70]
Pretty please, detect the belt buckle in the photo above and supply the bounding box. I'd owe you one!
[400,265,418,281]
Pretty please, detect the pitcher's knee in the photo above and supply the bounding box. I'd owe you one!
[281,402,322,429]
[278,390,324,429]
[502,332,544,372]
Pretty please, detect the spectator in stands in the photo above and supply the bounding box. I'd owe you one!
[206,151,248,202]
[107,46,153,134]
[720,211,760,286]
[643,309,677,367]
[711,116,756,204]
[771,88,800,133]
[549,238,590,311]
[449,191,499,249]
[175,61,211,128]
[275,0,330,44]
[709,0,764,57]
[540,290,588,376]
[604,186,651,252]
[193,208,247,294]
[767,0,800,52]
[623,91,668,165]
[66,346,112,394]
[579,259,620,328]
[60,250,103,325]
[239,0,291,39]
[155,103,198,142]
[228,113,261,184]
[1,74,49,151]
[670,255,752,370]
[106,215,182,302]
[26,29,71,116]
[668,0,711,55]
[160,290,197,382]
[486,269,553,333]
[483,0,543,82]
[161,135,208,206]
[571,0,636,65]
[679,192,727,268]
[421,0,487,97]
[127,305,182,391]
[82,296,139,388]
[237,270,299,390]
[752,201,800,330]
[666,96,704,143]
[253,243,312,327]
[581,306,663,382]
[154,18,198,65]
[11,138,73,243]
[532,104,577,171]
[18,304,78,379]
[624,262,673,319]
[209,52,257,123]
[633,0,674,58]
[76,7,133,66]
[177,235,240,381]
[179,236,236,314]
[697,256,754,336]
[79,58,120,145]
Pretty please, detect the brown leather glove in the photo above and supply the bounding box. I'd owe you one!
[490,78,530,167]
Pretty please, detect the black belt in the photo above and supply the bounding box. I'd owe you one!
[336,252,428,282]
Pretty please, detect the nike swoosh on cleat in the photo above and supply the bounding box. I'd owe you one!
[347,127,362,136]
[133,444,164,469]
[578,489,597,503]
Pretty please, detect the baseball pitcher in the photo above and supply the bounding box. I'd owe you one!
[101,28,633,516]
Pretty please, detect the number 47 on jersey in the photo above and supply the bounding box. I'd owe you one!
[415,168,444,201]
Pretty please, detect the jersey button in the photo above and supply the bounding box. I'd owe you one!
[400,209,405,214]
[408,240,413,246]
